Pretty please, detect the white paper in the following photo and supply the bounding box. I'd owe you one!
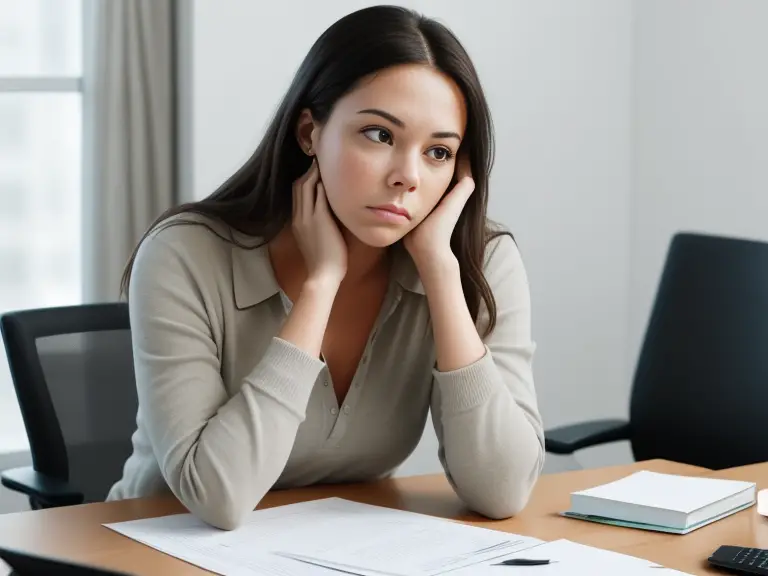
[572,471,755,513]
[104,497,542,576]
[448,539,695,575]
[105,502,342,575]
[270,498,541,576]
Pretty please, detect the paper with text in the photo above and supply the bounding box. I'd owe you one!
[104,497,542,576]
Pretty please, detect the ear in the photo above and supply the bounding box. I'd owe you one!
[296,109,318,156]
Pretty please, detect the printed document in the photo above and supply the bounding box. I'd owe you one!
[105,497,542,576]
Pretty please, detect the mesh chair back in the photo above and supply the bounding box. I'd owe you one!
[1,304,137,503]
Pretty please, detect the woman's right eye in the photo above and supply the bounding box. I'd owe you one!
[362,127,393,145]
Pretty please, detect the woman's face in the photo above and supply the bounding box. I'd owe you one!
[306,64,467,248]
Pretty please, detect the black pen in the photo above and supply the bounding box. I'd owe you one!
[493,558,552,566]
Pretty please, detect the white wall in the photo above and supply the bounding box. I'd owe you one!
[629,0,768,366]
[181,0,635,474]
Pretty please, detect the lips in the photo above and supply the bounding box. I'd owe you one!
[370,204,411,220]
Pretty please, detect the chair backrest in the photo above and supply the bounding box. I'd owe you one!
[1,303,137,503]
[629,232,768,469]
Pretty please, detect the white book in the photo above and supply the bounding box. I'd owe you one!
[563,470,756,534]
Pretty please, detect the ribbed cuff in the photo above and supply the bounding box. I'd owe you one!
[432,346,500,415]
[244,337,326,416]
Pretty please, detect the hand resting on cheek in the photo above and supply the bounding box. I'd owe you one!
[403,151,475,269]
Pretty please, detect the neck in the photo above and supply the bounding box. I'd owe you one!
[271,226,388,287]
[340,228,388,284]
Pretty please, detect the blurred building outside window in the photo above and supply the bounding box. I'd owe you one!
[0,0,83,453]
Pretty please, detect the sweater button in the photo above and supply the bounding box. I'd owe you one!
[330,407,338,415]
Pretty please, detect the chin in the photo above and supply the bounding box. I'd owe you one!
[344,224,406,248]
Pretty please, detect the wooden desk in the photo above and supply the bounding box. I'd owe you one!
[0,458,765,575]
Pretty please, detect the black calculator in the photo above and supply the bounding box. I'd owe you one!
[708,546,768,574]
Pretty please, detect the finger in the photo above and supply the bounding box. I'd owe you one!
[456,152,472,181]
[293,159,316,220]
[297,155,318,185]
[297,157,318,193]
[302,159,320,221]
[292,180,301,222]
[294,162,308,220]
[315,181,328,214]
[439,177,475,222]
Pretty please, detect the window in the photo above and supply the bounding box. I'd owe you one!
[0,0,83,452]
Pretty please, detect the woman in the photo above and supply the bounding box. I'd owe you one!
[107,5,545,530]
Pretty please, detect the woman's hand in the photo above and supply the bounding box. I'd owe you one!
[276,159,345,359]
[292,158,348,287]
[403,152,475,271]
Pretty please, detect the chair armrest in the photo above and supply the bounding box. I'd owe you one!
[0,466,84,507]
[544,419,631,455]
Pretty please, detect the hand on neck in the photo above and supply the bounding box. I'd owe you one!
[270,226,389,290]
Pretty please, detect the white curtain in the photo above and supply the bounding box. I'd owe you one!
[83,0,177,303]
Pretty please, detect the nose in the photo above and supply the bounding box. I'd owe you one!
[387,152,419,192]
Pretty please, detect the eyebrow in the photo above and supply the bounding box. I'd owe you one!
[357,108,462,141]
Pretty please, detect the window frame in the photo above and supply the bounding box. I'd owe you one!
[0,77,81,91]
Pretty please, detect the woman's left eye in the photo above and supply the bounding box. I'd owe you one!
[362,128,393,144]
[426,147,453,162]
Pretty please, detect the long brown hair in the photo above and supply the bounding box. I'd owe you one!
[121,5,511,335]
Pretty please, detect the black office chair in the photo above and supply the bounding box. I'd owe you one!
[545,232,768,470]
[0,303,137,509]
